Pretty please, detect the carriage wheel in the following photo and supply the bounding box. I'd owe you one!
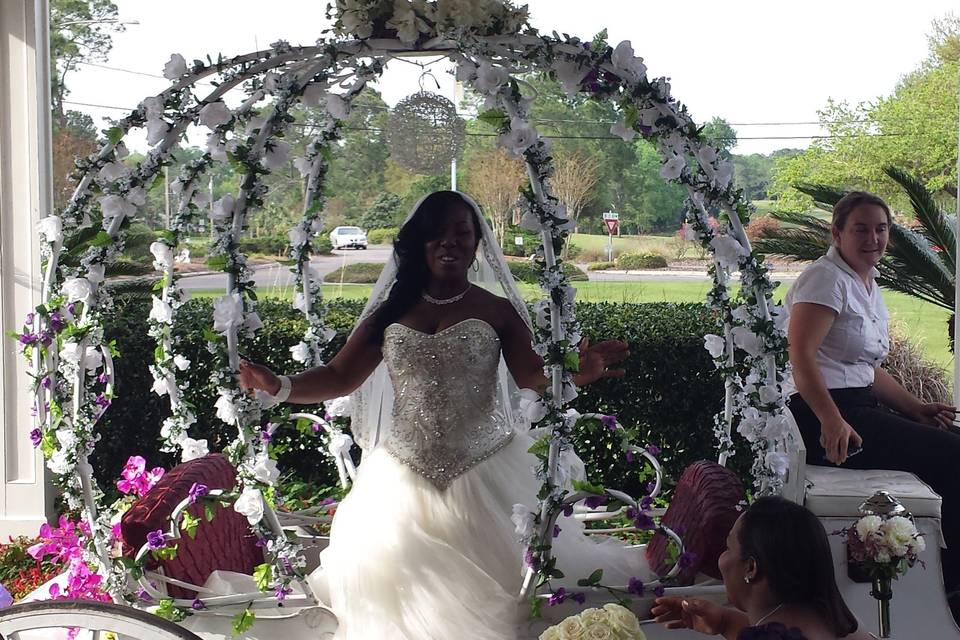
[0,600,203,640]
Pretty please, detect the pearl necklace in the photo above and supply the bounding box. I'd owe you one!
[754,603,784,626]
[422,285,471,305]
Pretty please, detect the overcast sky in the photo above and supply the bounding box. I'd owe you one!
[64,0,956,155]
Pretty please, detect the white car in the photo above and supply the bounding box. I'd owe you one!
[329,226,368,250]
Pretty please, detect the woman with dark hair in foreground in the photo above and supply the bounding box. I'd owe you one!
[653,497,873,639]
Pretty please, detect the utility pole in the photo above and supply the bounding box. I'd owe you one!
[163,165,170,228]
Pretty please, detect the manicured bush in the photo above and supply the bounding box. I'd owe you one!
[615,252,669,270]
[236,235,332,257]
[507,260,588,284]
[93,296,736,498]
[366,227,398,245]
[503,225,541,257]
[745,216,781,242]
[324,262,385,283]
[587,261,616,271]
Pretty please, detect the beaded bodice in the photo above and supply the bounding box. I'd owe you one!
[381,318,514,489]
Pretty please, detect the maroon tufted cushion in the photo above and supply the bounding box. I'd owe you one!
[645,460,745,585]
[121,453,263,598]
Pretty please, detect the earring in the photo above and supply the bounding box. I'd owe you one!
[472,257,480,272]
[744,576,752,584]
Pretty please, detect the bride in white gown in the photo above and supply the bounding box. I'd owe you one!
[240,191,654,639]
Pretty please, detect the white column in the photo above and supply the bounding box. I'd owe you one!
[0,0,55,536]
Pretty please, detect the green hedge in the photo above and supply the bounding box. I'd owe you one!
[237,235,332,257]
[616,252,669,270]
[323,262,384,283]
[93,296,738,496]
[587,261,616,271]
[367,228,398,245]
[507,261,588,284]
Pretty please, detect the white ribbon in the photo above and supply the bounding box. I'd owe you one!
[327,430,357,488]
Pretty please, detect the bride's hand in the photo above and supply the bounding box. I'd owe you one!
[573,336,629,386]
[239,359,282,395]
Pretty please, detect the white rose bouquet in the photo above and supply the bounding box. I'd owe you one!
[539,603,645,640]
[840,514,925,580]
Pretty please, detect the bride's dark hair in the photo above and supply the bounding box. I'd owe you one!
[367,191,482,343]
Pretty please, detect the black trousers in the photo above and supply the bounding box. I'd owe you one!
[788,387,960,589]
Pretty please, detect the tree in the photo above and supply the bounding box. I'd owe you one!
[551,150,600,232]
[462,147,526,246]
[700,117,737,159]
[361,192,403,229]
[770,16,958,211]
[49,0,125,126]
[52,111,98,210]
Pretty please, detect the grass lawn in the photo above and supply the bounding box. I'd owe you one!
[568,232,675,257]
[194,280,953,370]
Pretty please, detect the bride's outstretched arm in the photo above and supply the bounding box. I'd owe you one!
[498,300,629,391]
[239,318,383,404]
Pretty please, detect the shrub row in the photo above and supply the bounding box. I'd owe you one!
[366,228,398,245]
[506,260,588,284]
[587,261,616,271]
[237,235,333,257]
[616,252,669,270]
[323,262,385,284]
[94,295,740,498]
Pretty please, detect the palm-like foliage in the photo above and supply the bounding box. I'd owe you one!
[755,166,955,313]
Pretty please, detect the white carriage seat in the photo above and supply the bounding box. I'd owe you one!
[803,466,942,520]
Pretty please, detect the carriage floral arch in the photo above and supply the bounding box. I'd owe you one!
[18,0,794,621]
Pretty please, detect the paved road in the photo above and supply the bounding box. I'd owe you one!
[178,245,800,290]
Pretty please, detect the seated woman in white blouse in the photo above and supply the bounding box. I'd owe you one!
[783,190,959,597]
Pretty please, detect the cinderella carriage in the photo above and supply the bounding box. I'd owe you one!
[2,2,956,638]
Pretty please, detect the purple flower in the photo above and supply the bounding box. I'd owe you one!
[30,428,42,447]
[625,450,635,463]
[553,524,562,538]
[311,422,321,433]
[260,431,272,443]
[562,503,574,517]
[97,373,108,384]
[25,313,35,326]
[626,506,638,521]
[67,303,76,315]
[633,513,656,530]
[41,376,51,389]
[628,577,645,596]
[524,548,538,569]
[275,585,292,601]
[570,592,586,604]
[187,483,208,505]
[191,598,205,610]
[584,496,607,509]
[548,587,567,606]
[137,588,153,602]
[653,585,666,598]
[18,333,38,346]
[49,311,64,332]
[94,394,111,409]
[255,538,268,548]
[600,415,618,431]
[40,331,53,346]
[146,530,166,550]
[678,551,698,570]
[646,444,662,456]
[640,496,653,510]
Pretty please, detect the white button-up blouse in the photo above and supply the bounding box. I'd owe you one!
[782,245,890,395]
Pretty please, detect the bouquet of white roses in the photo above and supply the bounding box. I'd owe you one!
[840,514,925,580]
[539,603,645,640]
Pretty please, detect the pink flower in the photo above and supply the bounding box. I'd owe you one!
[116,455,165,497]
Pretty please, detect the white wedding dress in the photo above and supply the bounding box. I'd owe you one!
[312,318,653,640]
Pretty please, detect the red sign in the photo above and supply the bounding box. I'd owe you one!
[604,218,619,235]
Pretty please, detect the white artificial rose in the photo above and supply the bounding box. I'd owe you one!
[293,156,313,178]
[173,354,191,371]
[97,161,128,182]
[326,94,350,120]
[262,71,281,93]
[213,293,243,334]
[602,604,640,632]
[145,118,170,146]
[540,627,562,640]
[386,0,427,44]
[578,608,608,626]
[62,277,93,303]
[262,140,290,170]
[149,296,174,324]
[762,413,791,440]
[855,515,884,541]
[659,154,686,180]
[696,145,718,167]
[710,234,748,270]
[737,407,763,442]
[759,384,781,405]
[150,241,174,269]
[98,194,135,226]
[56,428,78,451]
[292,292,309,313]
[610,120,636,142]
[581,621,613,640]
[325,395,352,418]
[211,194,235,222]
[251,456,280,485]
[233,488,264,525]
[198,101,233,130]
[301,83,326,108]
[511,503,535,540]
[82,345,102,372]
[532,299,551,330]
[86,264,105,285]
[162,53,188,80]
[206,132,228,162]
[244,311,263,335]
[703,334,726,358]
[151,375,171,397]
[558,616,586,640]
[552,59,587,95]
[473,60,509,93]
[175,248,192,264]
[611,40,647,83]
[36,216,63,243]
[48,451,73,475]
[180,436,209,462]
[519,389,548,423]
[455,59,477,83]
[59,341,82,365]
[713,161,734,189]
[288,225,309,248]
[141,96,165,120]
[215,390,239,424]
[764,451,789,476]
[498,117,538,159]
[290,341,311,364]
[731,326,765,357]
[882,516,918,553]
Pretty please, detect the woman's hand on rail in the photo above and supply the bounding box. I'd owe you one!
[239,359,282,395]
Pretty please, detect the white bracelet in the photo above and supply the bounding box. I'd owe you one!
[273,375,292,404]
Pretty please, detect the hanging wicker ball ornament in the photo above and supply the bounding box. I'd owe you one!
[386,91,466,175]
